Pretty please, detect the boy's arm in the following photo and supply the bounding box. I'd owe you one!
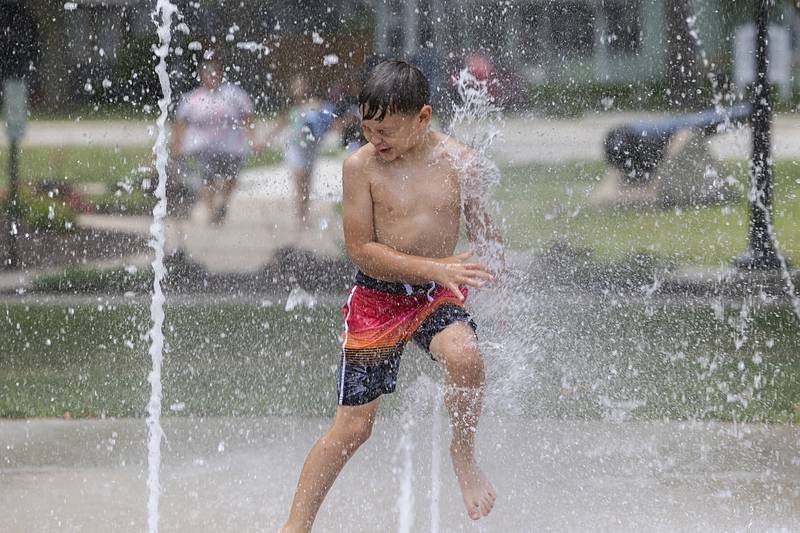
[242,112,263,153]
[464,196,505,274]
[343,155,492,298]
[169,119,187,162]
[170,96,190,161]
[265,112,288,147]
[459,148,505,274]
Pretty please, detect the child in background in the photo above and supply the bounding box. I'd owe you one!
[268,75,334,229]
[330,75,366,154]
[170,54,258,224]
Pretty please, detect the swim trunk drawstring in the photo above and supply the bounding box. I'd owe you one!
[426,282,436,302]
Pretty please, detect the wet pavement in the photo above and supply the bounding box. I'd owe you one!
[1,414,799,532]
[77,157,345,274]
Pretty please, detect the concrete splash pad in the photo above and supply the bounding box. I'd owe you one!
[2,415,798,532]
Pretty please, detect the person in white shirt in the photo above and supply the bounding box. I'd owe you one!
[170,55,258,224]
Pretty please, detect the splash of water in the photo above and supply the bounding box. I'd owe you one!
[429,391,441,533]
[284,286,317,311]
[448,69,505,272]
[395,412,415,533]
[448,68,545,413]
[449,68,503,153]
[147,1,177,532]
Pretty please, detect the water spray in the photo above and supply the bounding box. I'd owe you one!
[147,1,178,532]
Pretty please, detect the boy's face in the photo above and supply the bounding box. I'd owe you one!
[360,105,432,162]
[290,77,307,103]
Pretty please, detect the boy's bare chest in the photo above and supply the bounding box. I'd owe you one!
[370,167,461,217]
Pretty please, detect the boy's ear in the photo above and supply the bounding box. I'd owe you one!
[418,105,433,124]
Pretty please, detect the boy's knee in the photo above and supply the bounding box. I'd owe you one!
[438,341,484,387]
[347,418,374,447]
[335,413,375,447]
[448,348,483,377]
[430,322,479,358]
[437,334,482,370]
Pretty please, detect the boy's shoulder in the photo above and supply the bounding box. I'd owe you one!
[431,132,477,167]
[342,143,378,184]
[344,143,377,171]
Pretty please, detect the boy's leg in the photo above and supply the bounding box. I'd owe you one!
[197,154,221,216]
[280,399,380,533]
[210,175,236,224]
[293,168,311,228]
[429,322,496,520]
[213,155,243,223]
[197,182,215,212]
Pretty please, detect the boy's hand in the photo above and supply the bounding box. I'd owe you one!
[430,250,494,301]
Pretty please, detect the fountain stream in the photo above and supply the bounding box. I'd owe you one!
[395,411,415,533]
[146,1,178,532]
[429,393,442,533]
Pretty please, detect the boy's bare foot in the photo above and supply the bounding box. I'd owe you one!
[451,454,496,520]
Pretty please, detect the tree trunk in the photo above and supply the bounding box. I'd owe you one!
[664,0,699,108]
[26,0,70,111]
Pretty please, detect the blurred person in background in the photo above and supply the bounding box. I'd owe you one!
[267,74,334,230]
[330,74,366,154]
[169,53,258,225]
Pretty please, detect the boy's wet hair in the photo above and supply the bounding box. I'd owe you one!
[359,60,430,121]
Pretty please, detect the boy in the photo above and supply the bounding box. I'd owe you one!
[280,60,503,532]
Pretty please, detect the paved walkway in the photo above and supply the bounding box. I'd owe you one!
[1,414,798,532]
[75,157,344,274]
[496,113,800,164]
[5,114,800,164]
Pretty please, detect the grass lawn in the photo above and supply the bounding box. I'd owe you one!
[1,142,798,267]
[0,302,342,419]
[496,160,800,266]
[0,145,154,187]
[1,299,798,423]
[0,145,282,188]
[0,145,284,215]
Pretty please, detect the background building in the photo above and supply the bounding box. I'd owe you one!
[1,0,798,113]
[374,0,799,94]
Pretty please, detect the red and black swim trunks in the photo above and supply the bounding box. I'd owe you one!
[336,271,478,406]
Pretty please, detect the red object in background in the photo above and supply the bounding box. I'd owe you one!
[449,50,526,107]
[465,52,494,83]
[34,181,91,213]
[463,52,502,100]
[65,192,91,213]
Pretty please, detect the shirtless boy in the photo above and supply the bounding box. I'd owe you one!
[279,60,503,532]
